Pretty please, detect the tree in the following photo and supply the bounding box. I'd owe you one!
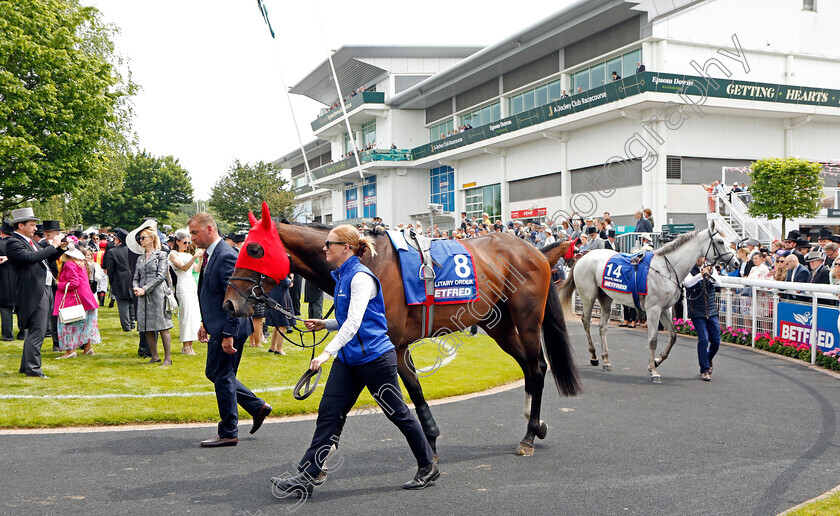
[748,157,824,238]
[0,0,137,213]
[209,160,296,226]
[82,150,194,228]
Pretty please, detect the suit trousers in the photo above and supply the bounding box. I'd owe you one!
[19,286,49,376]
[205,335,265,438]
[307,292,323,320]
[115,297,135,331]
[298,349,434,478]
[1,305,14,341]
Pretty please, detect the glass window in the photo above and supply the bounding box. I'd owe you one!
[511,95,523,115]
[344,183,358,219]
[523,90,535,111]
[481,106,491,126]
[430,166,454,212]
[430,119,454,141]
[465,187,484,222]
[490,102,501,122]
[607,57,623,80]
[362,176,377,218]
[591,63,606,88]
[536,85,548,106]
[362,120,376,149]
[344,133,353,154]
[462,113,472,127]
[574,71,589,93]
[548,80,561,101]
[624,49,641,76]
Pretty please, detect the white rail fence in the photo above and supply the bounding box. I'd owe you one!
[572,275,840,365]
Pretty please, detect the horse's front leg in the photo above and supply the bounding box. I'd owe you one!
[654,307,677,367]
[598,296,613,371]
[396,344,440,461]
[645,308,663,383]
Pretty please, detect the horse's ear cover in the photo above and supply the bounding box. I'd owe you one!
[235,202,291,282]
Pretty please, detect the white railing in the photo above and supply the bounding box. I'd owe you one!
[614,232,660,253]
[573,274,840,365]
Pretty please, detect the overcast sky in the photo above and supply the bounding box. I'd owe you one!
[85,0,571,199]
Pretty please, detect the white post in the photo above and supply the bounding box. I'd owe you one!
[751,286,758,341]
[771,291,779,347]
[682,287,688,320]
[725,289,733,328]
[811,294,819,365]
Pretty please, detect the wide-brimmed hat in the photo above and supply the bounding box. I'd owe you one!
[805,250,825,262]
[126,219,158,255]
[41,220,63,232]
[64,243,86,261]
[10,207,39,226]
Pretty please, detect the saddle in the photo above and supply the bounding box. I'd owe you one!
[401,228,440,338]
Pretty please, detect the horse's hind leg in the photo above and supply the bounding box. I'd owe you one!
[579,293,599,366]
[597,293,613,371]
[396,346,440,461]
[645,308,663,383]
[654,307,678,367]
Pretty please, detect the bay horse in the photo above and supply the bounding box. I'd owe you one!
[223,203,581,456]
[558,222,738,383]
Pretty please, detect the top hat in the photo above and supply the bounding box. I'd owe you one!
[41,220,63,232]
[795,238,812,249]
[607,229,616,238]
[785,230,801,242]
[230,233,246,243]
[819,227,833,239]
[113,228,128,244]
[831,235,840,244]
[9,207,39,226]
[71,230,84,240]
[126,219,158,255]
[1,220,13,234]
[586,226,598,234]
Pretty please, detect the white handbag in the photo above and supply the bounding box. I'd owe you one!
[58,284,86,324]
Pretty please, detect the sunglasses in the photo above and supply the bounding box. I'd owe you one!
[138,236,149,241]
[325,240,346,247]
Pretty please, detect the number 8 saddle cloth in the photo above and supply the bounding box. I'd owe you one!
[601,251,653,311]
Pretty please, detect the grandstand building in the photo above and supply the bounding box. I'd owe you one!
[276,0,840,235]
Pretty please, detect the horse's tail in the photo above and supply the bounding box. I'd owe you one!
[542,281,582,397]
[557,262,578,322]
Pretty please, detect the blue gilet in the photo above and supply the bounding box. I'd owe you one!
[330,255,394,366]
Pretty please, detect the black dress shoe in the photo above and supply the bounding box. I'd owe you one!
[403,463,440,490]
[270,472,314,498]
[250,403,272,434]
[200,435,238,447]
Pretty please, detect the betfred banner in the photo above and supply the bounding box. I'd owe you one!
[776,302,840,352]
[510,207,546,219]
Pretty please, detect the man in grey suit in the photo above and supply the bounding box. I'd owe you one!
[5,208,67,378]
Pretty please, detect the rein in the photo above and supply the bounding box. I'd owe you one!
[228,273,335,400]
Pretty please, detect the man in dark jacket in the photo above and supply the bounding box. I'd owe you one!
[634,210,653,233]
[105,228,136,332]
[39,220,63,351]
[684,258,719,382]
[0,220,18,341]
[807,251,830,284]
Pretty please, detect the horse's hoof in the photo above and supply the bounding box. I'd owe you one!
[536,421,548,440]
[651,375,662,384]
[590,359,599,366]
[603,364,612,372]
[516,442,535,456]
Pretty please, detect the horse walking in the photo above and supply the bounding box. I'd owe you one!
[558,223,738,383]
[224,203,581,456]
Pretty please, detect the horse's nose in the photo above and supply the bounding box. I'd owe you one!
[223,299,237,317]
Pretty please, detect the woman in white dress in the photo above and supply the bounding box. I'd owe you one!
[168,229,203,355]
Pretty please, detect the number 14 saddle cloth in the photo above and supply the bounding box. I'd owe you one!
[601,251,653,311]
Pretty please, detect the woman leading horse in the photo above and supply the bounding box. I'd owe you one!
[223,203,581,458]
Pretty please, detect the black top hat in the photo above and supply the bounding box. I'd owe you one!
[586,226,598,234]
[231,233,246,243]
[607,229,616,238]
[113,228,128,243]
[819,227,833,239]
[831,235,840,244]
[72,230,84,239]
[1,220,13,234]
[785,230,801,241]
[795,238,811,249]
[36,223,43,232]
[41,220,63,232]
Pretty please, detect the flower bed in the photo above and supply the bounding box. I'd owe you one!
[673,319,840,372]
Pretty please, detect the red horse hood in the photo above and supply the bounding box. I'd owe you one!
[235,202,290,282]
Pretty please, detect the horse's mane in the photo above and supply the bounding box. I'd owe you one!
[541,240,566,256]
[654,227,719,256]
[277,218,386,236]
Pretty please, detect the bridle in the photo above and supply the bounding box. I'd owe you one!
[705,228,738,270]
[227,266,335,400]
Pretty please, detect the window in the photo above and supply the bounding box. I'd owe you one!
[343,133,355,154]
[459,102,501,128]
[548,80,562,101]
[465,183,501,221]
[362,176,377,218]
[344,183,358,219]
[574,70,589,93]
[522,90,535,111]
[429,119,454,141]
[535,85,548,106]
[511,95,524,115]
[362,120,376,149]
[623,49,642,77]
[430,166,454,212]
[591,63,606,88]
[607,57,623,79]
[666,157,682,180]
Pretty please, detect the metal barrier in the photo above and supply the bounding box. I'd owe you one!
[572,274,840,365]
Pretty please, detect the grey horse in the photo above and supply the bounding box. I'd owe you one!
[559,222,738,383]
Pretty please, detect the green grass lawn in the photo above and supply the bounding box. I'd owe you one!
[784,491,840,516]
[0,301,524,428]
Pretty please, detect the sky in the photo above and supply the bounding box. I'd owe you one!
[85,0,572,199]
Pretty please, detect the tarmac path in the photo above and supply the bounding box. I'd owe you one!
[3,323,840,515]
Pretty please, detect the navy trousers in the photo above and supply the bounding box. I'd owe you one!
[692,315,720,374]
[205,335,265,438]
[298,349,434,477]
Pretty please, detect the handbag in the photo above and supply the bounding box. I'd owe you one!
[162,255,179,314]
[58,284,86,324]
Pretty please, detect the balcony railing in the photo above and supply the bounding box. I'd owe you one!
[310,91,385,132]
[293,149,412,192]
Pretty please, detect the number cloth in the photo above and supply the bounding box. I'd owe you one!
[386,232,479,305]
[601,252,653,311]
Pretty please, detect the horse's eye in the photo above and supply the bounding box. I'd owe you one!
[246,243,264,259]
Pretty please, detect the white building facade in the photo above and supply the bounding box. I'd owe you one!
[277,0,840,233]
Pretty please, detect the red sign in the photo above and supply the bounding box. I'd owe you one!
[510,207,547,219]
